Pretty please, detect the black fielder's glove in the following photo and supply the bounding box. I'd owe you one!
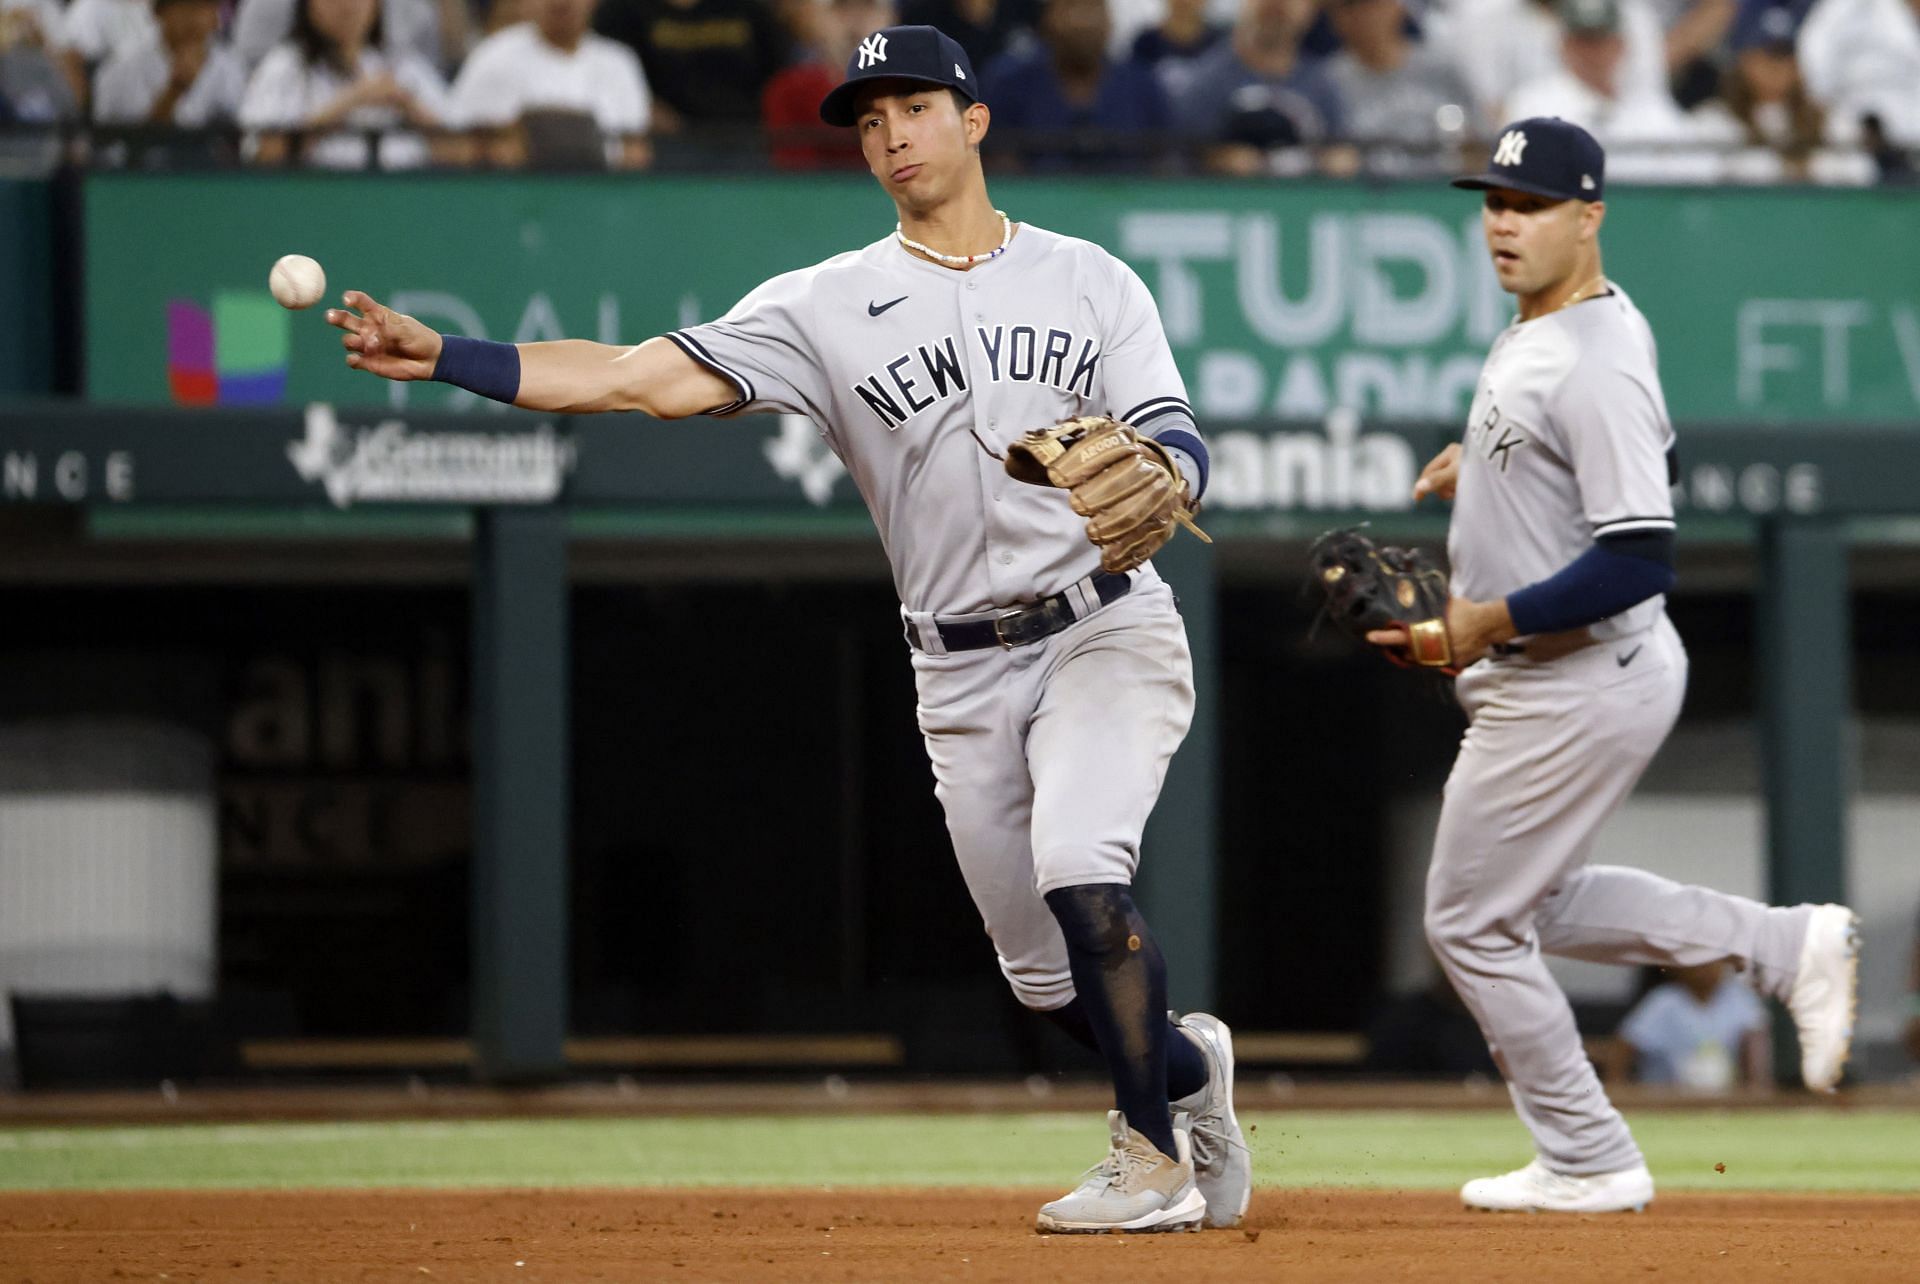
[1307,527,1455,670]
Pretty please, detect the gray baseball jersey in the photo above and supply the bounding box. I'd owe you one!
[1426,281,1818,1180]
[1448,285,1676,641]
[668,224,1193,616]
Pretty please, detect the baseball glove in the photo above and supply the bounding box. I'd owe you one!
[1307,527,1455,670]
[1004,415,1211,574]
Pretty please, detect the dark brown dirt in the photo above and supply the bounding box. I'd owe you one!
[4,1188,1916,1283]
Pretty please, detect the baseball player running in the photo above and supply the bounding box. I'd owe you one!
[323,24,1248,1235]
[1372,117,1861,1214]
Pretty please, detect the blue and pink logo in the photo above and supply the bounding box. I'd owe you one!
[167,292,289,405]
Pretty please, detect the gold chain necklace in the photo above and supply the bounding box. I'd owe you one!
[1542,273,1609,318]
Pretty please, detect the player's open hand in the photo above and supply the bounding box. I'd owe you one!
[1367,595,1512,670]
[325,290,442,382]
[1413,443,1462,503]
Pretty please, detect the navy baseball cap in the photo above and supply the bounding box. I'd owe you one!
[1730,0,1801,50]
[1452,117,1606,202]
[819,25,980,126]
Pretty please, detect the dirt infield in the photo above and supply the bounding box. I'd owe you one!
[4,1188,1916,1283]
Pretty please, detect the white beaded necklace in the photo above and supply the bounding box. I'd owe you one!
[896,210,1013,267]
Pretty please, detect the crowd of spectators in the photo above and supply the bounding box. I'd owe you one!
[0,0,1913,179]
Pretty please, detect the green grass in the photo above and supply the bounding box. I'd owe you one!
[1,1110,1915,1194]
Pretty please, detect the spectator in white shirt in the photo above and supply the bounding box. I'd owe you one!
[1504,0,1696,139]
[53,0,161,106]
[1430,0,1668,130]
[239,0,452,169]
[93,0,247,124]
[449,0,652,168]
[230,0,468,73]
[1796,0,1920,146]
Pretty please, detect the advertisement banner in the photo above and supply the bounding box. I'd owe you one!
[85,174,1920,425]
[0,405,1899,523]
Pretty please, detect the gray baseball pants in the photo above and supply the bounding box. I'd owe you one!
[1427,613,1814,1174]
[908,572,1194,1011]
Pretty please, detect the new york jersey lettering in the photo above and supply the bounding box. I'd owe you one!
[1471,399,1528,472]
[853,334,969,430]
[853,327,1098,429]
[977,325,1098,397]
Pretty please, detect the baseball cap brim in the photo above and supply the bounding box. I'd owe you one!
[819,74,976,127]
[1451,172,1586,201]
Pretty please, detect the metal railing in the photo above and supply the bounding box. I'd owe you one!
[1,121,1915,186]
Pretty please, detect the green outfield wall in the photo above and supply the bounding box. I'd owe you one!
[82,174,1920,425]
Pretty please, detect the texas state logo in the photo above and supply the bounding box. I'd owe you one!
[166,292,288,405]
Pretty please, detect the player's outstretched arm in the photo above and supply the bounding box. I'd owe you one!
[514,336,738,417]
[326,291,735,418]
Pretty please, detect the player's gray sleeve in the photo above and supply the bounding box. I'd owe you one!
[667,269,830,421]
[1098,257,1191,433]
[1098,257,1207,497]
[1544,354,1675,539]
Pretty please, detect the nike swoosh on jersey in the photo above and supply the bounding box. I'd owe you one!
[868,296,909,317]
[1617,645,1643,668]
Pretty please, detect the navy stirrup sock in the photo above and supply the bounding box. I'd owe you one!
[1042,882,1183,1160]
[1037,998,1209,1104]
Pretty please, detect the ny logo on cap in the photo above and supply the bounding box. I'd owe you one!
[857,32,888,68]
[1493,130,1528,166]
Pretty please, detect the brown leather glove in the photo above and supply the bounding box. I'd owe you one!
[1004,415,1211,573]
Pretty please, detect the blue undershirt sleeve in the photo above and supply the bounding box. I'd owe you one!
[1148,419,1208,501]
[1505,530,1676,636]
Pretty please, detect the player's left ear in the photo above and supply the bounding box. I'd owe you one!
[1580,200,1606,240]
[963,100,990,148]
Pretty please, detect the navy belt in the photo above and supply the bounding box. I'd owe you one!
[1490,628,1599,662]
[907,570,1133,652]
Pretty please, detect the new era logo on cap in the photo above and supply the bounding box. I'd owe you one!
[1453,117,1606,203]
[857,32,888,68]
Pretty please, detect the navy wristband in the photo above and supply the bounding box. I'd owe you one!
[1153,426,1209,500]
[432,335,521,404]
[1507,541,1675,635]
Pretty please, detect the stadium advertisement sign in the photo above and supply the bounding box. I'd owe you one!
[86,174,1920,425]
[0,405,1873,521]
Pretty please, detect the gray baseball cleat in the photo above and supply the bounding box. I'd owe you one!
[1789,903,1861,1092]
[1035,1110,1206,1234]
[1172,1011,1252,1229]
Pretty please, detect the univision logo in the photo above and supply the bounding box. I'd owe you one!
[166,292,288,405]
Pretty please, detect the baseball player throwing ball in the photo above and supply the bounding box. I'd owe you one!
[1368,118,1861,1213]
[324,24,1247,1236]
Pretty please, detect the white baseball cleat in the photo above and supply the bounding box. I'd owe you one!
[1035,1110,1206,1234]
[1461,1159,1654,1213]
[1172,1011,1252,1229]
[1789,903,1861,1093]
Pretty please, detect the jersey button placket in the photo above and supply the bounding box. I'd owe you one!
[960,276,1008,601]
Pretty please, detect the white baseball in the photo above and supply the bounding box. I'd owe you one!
[269,254,327,310]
